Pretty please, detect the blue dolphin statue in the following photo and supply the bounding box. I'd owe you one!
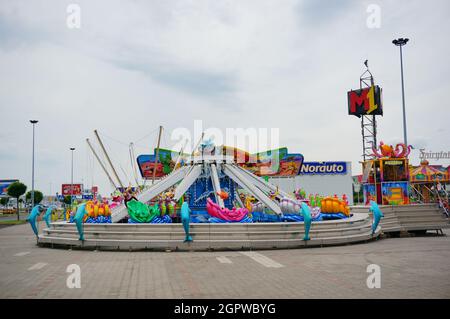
[180,202,193,242]
[27,205,43,237]
[44,205,56,228]
[73,203,88,241]
[369,200,384,235]
[300,202,312,241]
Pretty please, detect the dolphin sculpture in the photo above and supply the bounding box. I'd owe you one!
[180,202,193,242]
[369,200,384,235]
[73,203,87,241]
[300,202,312,241]
[27,205,43,237]
[43,205,56,228]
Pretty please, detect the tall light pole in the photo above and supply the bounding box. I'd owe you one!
[393,37,409,147]
[70,148,75,206]
[30,120,38,209]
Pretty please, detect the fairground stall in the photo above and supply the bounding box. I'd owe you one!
[361,142,411,205]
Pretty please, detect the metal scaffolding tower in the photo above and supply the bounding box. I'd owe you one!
[360,62,378,161]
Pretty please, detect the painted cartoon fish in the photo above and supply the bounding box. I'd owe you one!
[217,190,229,200]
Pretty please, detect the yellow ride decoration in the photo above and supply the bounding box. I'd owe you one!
[104,205,110,216]
[83,200,110,219]
[320,197,350,216]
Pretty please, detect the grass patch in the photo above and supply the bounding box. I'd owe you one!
[0,220,28,225]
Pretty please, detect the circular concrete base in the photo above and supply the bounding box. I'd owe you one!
[38,213,381,251]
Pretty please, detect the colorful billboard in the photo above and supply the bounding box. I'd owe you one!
[137,148,180,179]
[348,85,383,117]
[61,184,83,196]
[0,179,19,195]
[239,148,304,177]
[137,147,304,178]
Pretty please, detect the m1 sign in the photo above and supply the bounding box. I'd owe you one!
[348,85,383,117]
[61,184,83,196]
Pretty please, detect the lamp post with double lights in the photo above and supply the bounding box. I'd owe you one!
[392,37,409,147]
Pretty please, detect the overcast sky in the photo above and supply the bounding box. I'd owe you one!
[1,0,449,196]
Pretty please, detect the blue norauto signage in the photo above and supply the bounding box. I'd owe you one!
[299,162,347,175]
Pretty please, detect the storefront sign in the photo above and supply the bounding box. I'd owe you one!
[384,160,403,165]
[348,85,383,117]
[299,162,347,175]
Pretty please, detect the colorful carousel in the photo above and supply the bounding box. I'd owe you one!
[35,142,382,251]
[410,160,449,203]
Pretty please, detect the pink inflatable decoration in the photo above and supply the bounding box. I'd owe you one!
[206,198,249,222]
[109,202,119,209]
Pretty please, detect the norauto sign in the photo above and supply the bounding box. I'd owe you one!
[299,162,347,175]
[348,85,383,117]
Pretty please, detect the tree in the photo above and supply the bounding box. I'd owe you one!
[26,190,44,205]
[63,195,72,205]
[6,182,27,221]
[0,197,9,207]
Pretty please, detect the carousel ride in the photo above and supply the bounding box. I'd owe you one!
[107,140,351,225]
[409,159,449,207]
[36,139,381,251]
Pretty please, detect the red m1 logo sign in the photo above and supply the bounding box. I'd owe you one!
[348,85,383,117]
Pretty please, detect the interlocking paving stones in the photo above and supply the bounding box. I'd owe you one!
[1,223,449,298]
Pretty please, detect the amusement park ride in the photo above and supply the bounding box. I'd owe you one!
[409,160,449,205]
[348,62,415,206]
[361,142,412,205]
[110,140,307,223]
[29,62,448,251]
[34,128,355,244]
[349,62,448,209]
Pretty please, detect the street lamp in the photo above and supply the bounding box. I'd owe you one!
[392,37,409,147]
[70,147,75,206]
[30,120,39,209]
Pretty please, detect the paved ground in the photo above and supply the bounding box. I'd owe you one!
[1,223,449,298]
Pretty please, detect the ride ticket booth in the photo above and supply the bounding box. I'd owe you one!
[361,158,410,205]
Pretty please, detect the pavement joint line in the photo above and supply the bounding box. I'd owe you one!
[216,256,232,264]
[240,251,284,268]
[14,251,30,257]
[28,262,48,270]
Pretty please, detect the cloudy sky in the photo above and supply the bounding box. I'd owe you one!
[1,0,449,195]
